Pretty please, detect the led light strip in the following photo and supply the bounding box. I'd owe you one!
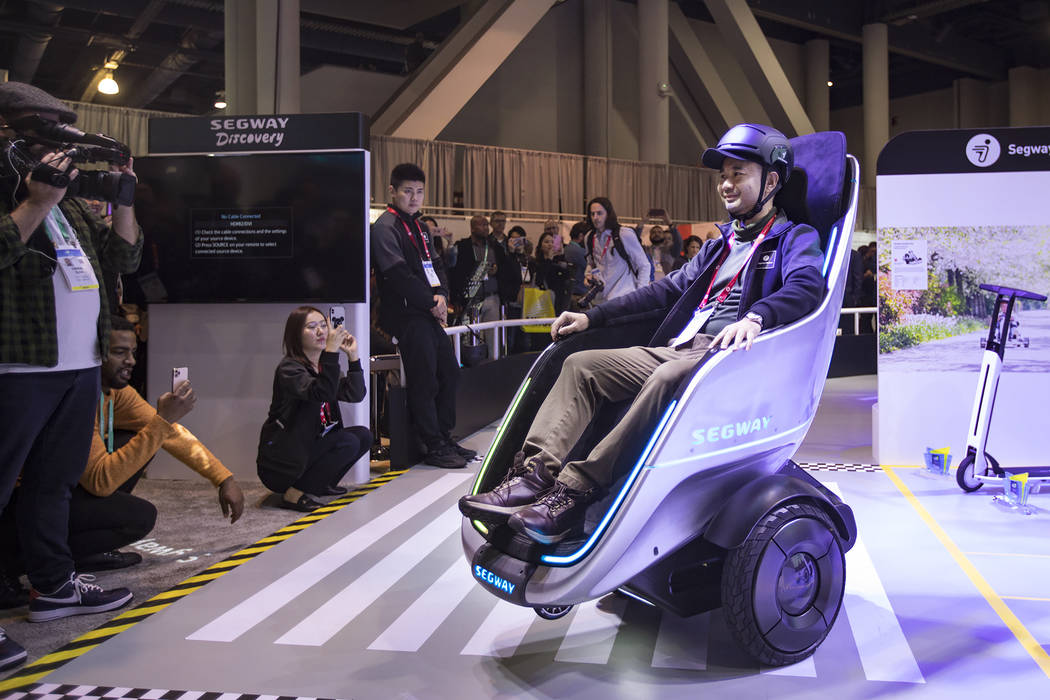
[541,400,678,566]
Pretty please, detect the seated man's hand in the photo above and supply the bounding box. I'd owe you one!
[218,476,245,524]
[550,311,589,340]
[712,318,761,352]
[157,381,196,423]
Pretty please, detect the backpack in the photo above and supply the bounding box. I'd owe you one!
[587,227,639,279]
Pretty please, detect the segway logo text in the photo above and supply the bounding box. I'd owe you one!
[692,416,771,445]
[474,565,516,594]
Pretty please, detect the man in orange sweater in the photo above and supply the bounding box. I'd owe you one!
[1,317,244,606]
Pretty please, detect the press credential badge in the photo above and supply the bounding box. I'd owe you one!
[45,207,99,291]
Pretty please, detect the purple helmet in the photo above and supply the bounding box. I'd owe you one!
[701,123,793,183]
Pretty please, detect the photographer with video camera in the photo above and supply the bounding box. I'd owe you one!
[0,83,141,667]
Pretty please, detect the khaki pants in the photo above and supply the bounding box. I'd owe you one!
[523,335,714,491]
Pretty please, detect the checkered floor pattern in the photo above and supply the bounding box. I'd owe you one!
[6,683,344,700]
[797,462,880,472]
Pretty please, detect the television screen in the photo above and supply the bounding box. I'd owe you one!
[131,151,367,303]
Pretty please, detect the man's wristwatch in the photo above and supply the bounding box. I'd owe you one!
[744,311,764,328]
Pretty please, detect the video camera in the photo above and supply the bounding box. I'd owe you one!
[1,114,135,206]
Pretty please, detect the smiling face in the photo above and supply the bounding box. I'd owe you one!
[589,202,608,232]
[718,157,777,221]
[102,330,137,391]
[389,179,425,215]
[301,311,329,354]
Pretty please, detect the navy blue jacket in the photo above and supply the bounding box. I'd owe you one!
[584,213,824,347]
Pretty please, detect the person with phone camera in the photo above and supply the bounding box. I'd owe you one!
[256,306,372,512]
[0,83,142,667]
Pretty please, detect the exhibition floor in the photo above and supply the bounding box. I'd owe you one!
[3,376,1050,699]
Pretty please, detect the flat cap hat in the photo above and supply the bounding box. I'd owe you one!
[0,82,77,123]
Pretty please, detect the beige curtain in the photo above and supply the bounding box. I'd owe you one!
[520,150,584,215]
[62,100,186,157]
[668,164,720,222]
[370,136,426,205]
[463,144,523,212]
[427,139,456,209]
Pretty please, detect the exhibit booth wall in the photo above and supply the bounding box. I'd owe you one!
[876,128,1050,466]
[137,114,371,485]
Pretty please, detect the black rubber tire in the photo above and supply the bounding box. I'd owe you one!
[956,453,998,491]
[721,502,846,667]
[535,605,573,620]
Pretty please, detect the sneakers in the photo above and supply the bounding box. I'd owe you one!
[28,573,133,623]
[444,437,478,461]
[508,481,598,545]
[423,444,467,469]
[458,452,553,523]
[0,627,27,672]
[0,572,28,609]
[75,550,143,573]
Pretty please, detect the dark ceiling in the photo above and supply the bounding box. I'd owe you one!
[0,0,1046,116]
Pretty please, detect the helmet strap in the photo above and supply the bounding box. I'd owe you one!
[733,165,781,223]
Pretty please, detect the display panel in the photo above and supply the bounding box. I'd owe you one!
[132,151,367,303]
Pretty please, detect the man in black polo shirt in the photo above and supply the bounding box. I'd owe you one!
[371,163,475,469]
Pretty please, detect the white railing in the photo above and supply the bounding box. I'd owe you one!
[439,307,878,364]
[443,317,558,364]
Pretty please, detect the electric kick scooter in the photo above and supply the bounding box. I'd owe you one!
[956,283,1049,494]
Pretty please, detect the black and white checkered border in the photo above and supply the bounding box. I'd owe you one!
[798,462,880,472]
[5,682,345,700]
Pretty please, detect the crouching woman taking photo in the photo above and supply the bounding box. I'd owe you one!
[257,306,371,512]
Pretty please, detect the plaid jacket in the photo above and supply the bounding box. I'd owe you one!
[0,196,142,367]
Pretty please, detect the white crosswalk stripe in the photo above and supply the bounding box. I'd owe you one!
[460,600,539,657]
[826,482,925,684]
[368,557,477,652]
[555,596,628,664]
[651,609,709,671]
[276,506,464,646]
[187,473,472,643]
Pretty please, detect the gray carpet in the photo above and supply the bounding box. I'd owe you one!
[0,477,326,679]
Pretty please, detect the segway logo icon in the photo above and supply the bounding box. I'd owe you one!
[692,416,771,445]
[474,565,516,594]
[965,134,1000,167]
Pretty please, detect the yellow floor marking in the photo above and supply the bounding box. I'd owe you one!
[1002,595,1050,603]
[883,465,1050,679]
[0,669,54,692]
[964,551,1050,559]
[78,622,138,640]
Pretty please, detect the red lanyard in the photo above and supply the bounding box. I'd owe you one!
[388,206,431,260]
[697,216,775,309]
[591,231,613,263]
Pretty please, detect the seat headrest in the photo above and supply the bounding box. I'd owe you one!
[773,131,848,251]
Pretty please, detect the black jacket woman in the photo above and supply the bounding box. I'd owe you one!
[257,306,371,511]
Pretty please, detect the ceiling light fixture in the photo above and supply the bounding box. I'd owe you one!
[98,60,120,95]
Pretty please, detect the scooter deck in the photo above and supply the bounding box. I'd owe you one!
[996,465,1050,478]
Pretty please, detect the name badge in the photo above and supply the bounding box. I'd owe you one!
[668,306,716,348]
[45,208,99,291]
[422,260,441,288]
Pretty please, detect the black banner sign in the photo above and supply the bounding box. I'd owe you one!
[878,126,1050,175]
[148,112,369,154]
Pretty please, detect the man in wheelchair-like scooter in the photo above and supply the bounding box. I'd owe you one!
[459,123,824,544]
